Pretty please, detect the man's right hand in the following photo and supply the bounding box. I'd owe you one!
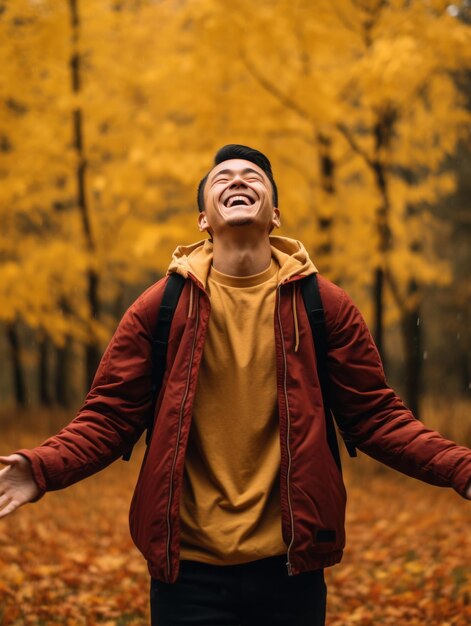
[0,454,41,518]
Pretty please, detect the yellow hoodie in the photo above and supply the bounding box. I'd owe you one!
[168,235,317,287]
[169,237,317,565]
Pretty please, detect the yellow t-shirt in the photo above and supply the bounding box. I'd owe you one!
[179,258,286,564]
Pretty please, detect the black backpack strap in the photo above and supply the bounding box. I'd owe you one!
[301,274,357,471]
[122,273,186,461]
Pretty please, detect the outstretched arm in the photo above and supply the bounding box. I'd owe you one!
[320,279,471,500]
[0,290,157,513]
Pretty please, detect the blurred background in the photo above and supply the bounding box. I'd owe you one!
[1,2,471,625]
[1,0,470,433]
[1,0,471,439]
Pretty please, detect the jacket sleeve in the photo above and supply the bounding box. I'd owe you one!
[324,285,471,499]
[14,294,155,499]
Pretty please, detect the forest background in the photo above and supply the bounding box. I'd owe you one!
[1,0,470,423]
[1,1,471,625]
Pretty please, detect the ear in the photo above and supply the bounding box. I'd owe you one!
[198,211,210,232]
[271,207,281,230]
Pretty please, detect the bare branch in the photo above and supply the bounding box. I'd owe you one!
[240,50,313,125]
[384,266,407,314]
[336,122,374,169]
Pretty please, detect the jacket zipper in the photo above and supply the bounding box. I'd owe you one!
[277,284,295,576]
[165,287,200,579]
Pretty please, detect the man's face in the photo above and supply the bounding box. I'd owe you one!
[198,159,280,238]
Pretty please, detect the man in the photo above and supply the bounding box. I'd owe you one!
[1,144,470,626]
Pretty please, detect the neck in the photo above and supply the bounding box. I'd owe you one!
[211,232,272,276]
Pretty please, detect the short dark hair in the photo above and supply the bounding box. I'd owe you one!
[197,144,278,212]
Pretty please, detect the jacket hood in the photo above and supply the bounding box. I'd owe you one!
[167,236,318,289]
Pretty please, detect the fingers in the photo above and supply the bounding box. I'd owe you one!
[0,456,28,479]
[0,462,17,481]
[0,455,22,466]
[0,465,12,481]
[0,491,20,519]
[0,499,18,519]
[0,493,12,510]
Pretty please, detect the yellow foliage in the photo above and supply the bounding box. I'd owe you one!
[0,0,469,347]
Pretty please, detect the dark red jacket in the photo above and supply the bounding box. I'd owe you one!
[17,272,471,582]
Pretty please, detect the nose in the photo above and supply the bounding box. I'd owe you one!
[228,175,247,189]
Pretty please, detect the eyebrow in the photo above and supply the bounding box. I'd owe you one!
[210,167,263,182]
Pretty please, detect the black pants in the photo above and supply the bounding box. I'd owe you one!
[150,556,327,626]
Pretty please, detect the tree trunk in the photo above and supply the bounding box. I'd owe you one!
[400,304,422,419]
[85,269,101,388]
[373,267,385,368]
[459,352,469,396]
[38,334,53,406]
[316,132,335,276]
[371,110,396,366]
[7,322,27,407]
[68,0,101,388]
[55,338,72,407]
[338,109,396,366]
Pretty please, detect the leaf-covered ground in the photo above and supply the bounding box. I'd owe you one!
[1,435,470,625]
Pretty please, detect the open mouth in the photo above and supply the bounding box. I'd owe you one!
[223,194,256,208]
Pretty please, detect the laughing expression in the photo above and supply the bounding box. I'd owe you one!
[198,159,280,237]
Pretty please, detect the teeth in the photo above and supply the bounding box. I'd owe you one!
[227,195,252,207]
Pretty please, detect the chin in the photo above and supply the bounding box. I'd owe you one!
[227,218,254,227]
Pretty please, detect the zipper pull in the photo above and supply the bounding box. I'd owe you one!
[286,561,293,576]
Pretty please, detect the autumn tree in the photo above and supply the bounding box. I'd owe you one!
[151,0,470,414]
[0,1,84,405]
[1,0,469,415]
[0,0,199,405]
